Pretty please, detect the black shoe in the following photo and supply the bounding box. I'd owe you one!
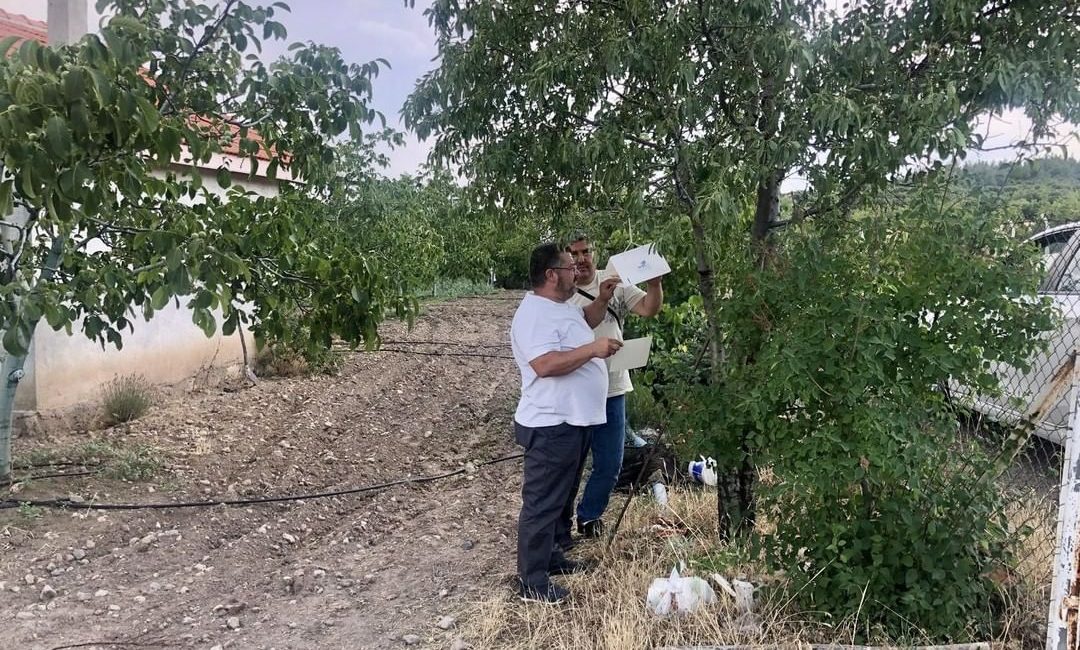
[518,582,570,604]
[555,536,577,551]
[577,519,604,539]
[549,558,595,576]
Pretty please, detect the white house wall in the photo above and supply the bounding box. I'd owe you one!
[25,167,279,411]
[2,3,292,412]
[29,298,246,410]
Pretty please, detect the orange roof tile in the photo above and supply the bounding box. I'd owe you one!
[0,8,47,45]
[189,114,277,162]
[1,9,283,173]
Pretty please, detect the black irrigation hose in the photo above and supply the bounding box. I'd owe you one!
[434,294,521,301]
[379,339,509,349]
[0,453,525,512]
[2,470,96,486]
[48,642,176,650]
[374,348,514,360]
[13,460,101,471]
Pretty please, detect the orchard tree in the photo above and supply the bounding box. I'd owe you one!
[0,0,412,480]
[404,0,1080,530]
[310,134,502,293]
[404,0,1080,635]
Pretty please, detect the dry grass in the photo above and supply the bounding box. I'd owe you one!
[458,488,827,650]
[253,345,310,377]
[997,492,1058,647]
[100,374,153,425]
[454,486,1058,650]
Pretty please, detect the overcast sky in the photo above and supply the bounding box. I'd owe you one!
[258,1,438,177]
[3,0,1076,181]
[3,0,439,177]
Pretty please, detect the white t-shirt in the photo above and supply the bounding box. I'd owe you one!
[511,292,609,427]
[568,271,647,397]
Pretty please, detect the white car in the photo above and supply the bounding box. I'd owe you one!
[959,222,1080,443]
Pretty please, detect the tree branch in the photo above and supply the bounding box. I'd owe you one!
[158,0,242,117]
[560,110,661,150]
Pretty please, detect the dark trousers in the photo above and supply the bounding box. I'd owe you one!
[515,421,592,589]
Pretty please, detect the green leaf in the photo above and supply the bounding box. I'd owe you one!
[192,290,213,310]
[0,35,18,56]
[222,312,238,336]
[194,308,216,338]
[2,318,29,356]
[106,328,123,350]
[64,67,87,101]
[217,167,233,188]
[45,116,72,158]
[18,165,36,200]
[134,96,160,134]
[88,67,114,106]
[150,286,170,310]
[0,181,12,217]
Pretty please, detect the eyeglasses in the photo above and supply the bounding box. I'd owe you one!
[549,266,577,273]
[568,248,592,259]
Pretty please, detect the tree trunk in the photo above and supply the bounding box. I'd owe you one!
[0,350,29,481]
[0,235,64,482]
[725,170,783,535]
[673,145,724,378]
[673,152,738,538]
[751,170,781,250]
[688,204,723,376]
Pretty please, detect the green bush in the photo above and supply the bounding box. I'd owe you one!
[427,277,496,300]
[254,342,316,377]
[671,182,1055,640]
[101,374,153,425]
[73,440,162,481]
[102,442,162,481]
[760,414,1016,640]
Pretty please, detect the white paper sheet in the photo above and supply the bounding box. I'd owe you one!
[607,244,671,286]
[607,336,652,373]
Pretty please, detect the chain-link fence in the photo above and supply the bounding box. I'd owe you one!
[949,316,1080,646]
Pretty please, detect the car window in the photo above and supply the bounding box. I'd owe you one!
[1059,256,1080,292]
[1035,231,1073,274]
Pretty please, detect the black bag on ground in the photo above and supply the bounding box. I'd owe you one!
[615,441,680,493]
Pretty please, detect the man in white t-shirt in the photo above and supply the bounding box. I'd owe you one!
[510,242,622,604]
[566,234,664,539]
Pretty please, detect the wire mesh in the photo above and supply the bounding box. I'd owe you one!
[950,323,1078,644]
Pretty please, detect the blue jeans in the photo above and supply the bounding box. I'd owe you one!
[576,394,626,523]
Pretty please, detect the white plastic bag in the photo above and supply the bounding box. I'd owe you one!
[646,567,717,616]
[710,574,756,614]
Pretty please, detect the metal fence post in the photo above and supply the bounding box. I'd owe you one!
[1047,351,1080,650]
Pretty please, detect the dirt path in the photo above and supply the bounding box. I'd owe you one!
[1,294,527,650]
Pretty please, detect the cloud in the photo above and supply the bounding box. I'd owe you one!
[968,109,1080,163]
[381,134,435,178]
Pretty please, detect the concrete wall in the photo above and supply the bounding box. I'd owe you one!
[0,1,293,413]
[28,302,246,410]
[20,166,280,411]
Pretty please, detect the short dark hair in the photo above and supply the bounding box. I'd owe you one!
[568,232,590,247]
[528,242,564,288]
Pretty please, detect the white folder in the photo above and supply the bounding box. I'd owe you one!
[607,244,671,286]
[607,336,652,372]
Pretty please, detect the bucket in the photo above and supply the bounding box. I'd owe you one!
[687,457,718,486]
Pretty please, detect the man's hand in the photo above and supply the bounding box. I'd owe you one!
[598,277,620,301]
[633,276,664,317]
[592,337,623,359]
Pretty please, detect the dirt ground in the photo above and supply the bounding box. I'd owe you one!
[1,293,529,650]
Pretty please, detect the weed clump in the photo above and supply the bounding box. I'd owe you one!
[101,374,153,426]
